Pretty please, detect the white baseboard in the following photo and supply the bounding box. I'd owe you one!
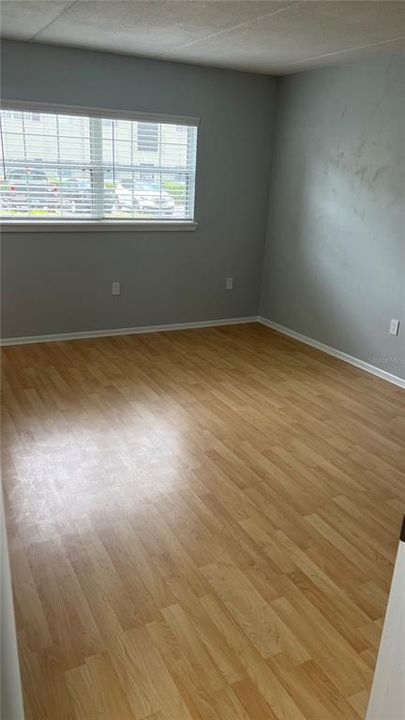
[0,316,258,347]
[258,316,405,389]
[2,315,403,390]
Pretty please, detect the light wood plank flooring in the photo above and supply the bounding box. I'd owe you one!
[2,323,404,720]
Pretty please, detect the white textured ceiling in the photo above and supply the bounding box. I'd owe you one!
[1,0,404,75]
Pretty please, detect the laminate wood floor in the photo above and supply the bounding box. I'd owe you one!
[2,323,404,720]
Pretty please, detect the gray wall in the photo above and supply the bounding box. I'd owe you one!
[261,55,405,379]
[2,44,404,380]
[1,40,275,338]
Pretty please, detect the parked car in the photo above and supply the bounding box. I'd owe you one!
[114,180,175,215]
[55,179,115,214]
[4,168,57,210]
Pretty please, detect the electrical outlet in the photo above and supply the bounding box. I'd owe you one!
[112,281,120,296]
[389,318,400,336]
[225,277,233,291]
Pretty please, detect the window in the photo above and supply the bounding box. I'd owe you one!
[137,123,159,152]
[0,106,198,223]
[2,110,21,120]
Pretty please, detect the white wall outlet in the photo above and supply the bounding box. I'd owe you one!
[112,281,121,296]
[225,277,234,291]
[389,318,400,336]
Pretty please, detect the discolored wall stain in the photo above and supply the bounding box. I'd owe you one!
[261,54,405,379]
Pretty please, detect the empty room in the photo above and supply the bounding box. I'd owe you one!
[0,1,404,719]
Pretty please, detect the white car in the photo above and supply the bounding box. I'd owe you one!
[115,180,175,215]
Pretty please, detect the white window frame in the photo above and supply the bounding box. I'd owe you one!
[0,100,199,232]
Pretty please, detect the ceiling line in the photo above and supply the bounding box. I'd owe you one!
[169,1,300,51]
[276,32,405,72]
[27,0,298,48]
[29,0,80,41]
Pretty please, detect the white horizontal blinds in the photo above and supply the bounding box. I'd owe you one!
[0,111,94,217]
[101,118,197,220]
[0,108,198,221]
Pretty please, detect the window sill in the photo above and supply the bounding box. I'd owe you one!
[0,220,198,233]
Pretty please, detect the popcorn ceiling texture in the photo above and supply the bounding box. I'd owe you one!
[1,0,404,75]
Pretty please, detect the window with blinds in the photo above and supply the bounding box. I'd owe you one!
[0,107,198,222]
